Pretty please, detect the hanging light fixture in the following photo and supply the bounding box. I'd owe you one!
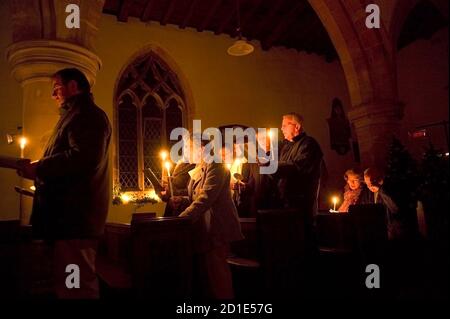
[227,0,254,56]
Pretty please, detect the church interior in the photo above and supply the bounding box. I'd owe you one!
[0,0,448,301]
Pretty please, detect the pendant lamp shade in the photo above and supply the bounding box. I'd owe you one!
[227,0,254,56]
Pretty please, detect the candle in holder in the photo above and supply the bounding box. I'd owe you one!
[165,161,174,198]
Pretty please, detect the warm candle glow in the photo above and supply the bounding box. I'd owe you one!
[30,186,36,191]
[146,189,160,202]
[226,163,232,170]
[268,129,273,140]
[120,193,131,204]
[332,196,338,205]
[160,150,168,161]
[331,196,339,212]
[164,161,172,174]
[19,137,27,150]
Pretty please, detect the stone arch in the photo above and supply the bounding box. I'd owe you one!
[308,0,402,166]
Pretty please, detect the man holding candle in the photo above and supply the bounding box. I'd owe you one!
[17,68,111,299]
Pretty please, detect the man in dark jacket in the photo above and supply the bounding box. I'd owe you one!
[18,68,111,298]
[271,113,323,253]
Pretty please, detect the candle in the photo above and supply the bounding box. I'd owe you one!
[19,136,27,159]
[160,150,168,180]
[332,196,338,212]
[165,161,174,198]
[120,193,131,204]
[267,129,275,161]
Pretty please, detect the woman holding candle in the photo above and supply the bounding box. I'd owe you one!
[337,168,368,212]
[175,136,243,299]
[160,159,195,217]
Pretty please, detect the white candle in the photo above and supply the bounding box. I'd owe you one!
[267,129,275,161]
[332,196,338,211]
[160,150,168,180]
[19,137,27,159]
[165,161,174,198]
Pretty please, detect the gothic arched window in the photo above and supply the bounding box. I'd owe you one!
[115,52,186,191]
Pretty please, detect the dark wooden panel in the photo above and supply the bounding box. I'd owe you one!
[131,216,193,298]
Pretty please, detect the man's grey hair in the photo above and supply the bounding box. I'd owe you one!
[283,112,304,126]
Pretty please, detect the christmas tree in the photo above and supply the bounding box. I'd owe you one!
[418,144,450,243]
[384,138,420,238]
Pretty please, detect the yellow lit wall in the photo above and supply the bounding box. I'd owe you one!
[0,0,23,221]
[93,15,354,223]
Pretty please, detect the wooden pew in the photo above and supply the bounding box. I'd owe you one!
[349,204,388,264]
[227,218,261,298]
[0,220,21,298]
[316,211,356,254]
[257,208,308,297]
[130,216,193,299]
[96,222,132,298]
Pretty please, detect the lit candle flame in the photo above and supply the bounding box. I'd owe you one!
[30,186,36,191]
[120,193,131,204]
[19,137,27,150]
[331,196,339,212]
[160,150,168,161]
[164,161,172,174]
[226,163,232,170]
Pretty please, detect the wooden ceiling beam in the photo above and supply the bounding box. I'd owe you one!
[141,0,155,22]
[252,0,285,37]
[278,12,316,45]
[241,0,263,27]
[215,5,235,35]
[198,0,222,32]
[262,2,307,50]
[161,0,177,25]
[118,0,134,22]
[180,0,199,29]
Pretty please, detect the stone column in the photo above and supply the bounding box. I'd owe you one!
[5,0,105,224]
[348,101,403,168]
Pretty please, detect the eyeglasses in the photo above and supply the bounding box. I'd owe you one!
[281,122,296,129]
[52,85,64,96]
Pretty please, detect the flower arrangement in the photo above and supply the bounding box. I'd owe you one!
[112,184,160,206]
